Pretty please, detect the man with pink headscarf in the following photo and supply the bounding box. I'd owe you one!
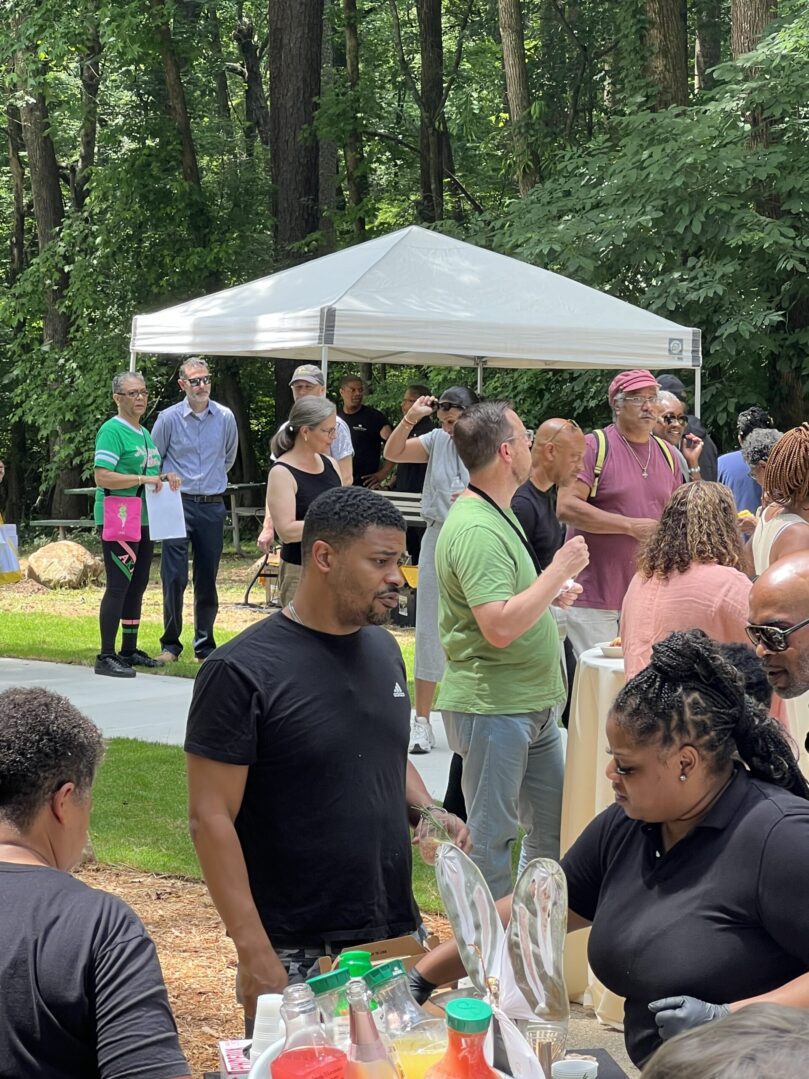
[556,370,683,656]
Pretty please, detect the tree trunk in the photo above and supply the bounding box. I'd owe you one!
[645,0,688,108]
[731,0,776,57]
[234,19,271,152]
[7,103,27,280]
[214,360,261,483]
[694,0,723,92]
[416,0,444,222]
[342,0,368,240]
[498,0,539,194]
[74,2,102,210]
[268,0,324,253]
[319,0,338,252]
[151,0,203,191]
[208,5,232,126]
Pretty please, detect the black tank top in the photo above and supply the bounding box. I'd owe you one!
[274,454,341,564]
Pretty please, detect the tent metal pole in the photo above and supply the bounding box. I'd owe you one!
[475,357,484,394]
[321,345,329,385]
[694,366,702,416]
[129,350,137,373]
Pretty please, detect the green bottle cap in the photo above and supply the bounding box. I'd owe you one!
[307,967,350,995]
[445,998,492,1034]
[362,958,407,990]
[337,950,373,977]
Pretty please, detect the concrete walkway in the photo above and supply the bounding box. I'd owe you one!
[0,656,455,796]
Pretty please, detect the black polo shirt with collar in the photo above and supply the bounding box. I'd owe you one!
[561,768,809,1066]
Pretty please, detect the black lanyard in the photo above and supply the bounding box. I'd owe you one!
[467,484,542,574]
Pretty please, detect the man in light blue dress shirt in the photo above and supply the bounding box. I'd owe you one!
[152,358,238,661]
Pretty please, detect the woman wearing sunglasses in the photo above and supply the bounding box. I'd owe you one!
[620,483,752,680]
[384,385,479,757]
[409,630,809,1069]
[654,391,704,482]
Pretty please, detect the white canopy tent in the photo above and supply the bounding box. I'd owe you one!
[129,225,702,405]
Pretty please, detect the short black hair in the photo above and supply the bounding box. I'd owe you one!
[738,406,774,440]
[340,374,364,389]
[406,383,431,397]
[301,486,406,564]
[715,642,772,708]
[0,688,105,830]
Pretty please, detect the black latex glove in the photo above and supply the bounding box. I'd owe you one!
[408,966,438,1005]
[649,995,731,1040]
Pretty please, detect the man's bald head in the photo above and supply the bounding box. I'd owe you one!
[531,418,586,490]
[749,552,809,699]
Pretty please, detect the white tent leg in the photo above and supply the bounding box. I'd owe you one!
[694,366,702,416]
[476,357,484,394]
[321,345,329,386]
[129,350,137,373]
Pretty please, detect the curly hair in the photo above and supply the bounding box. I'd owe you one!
[636,482,745,579]
[612,630,809,799]
[301,485,405,564]
[763,422,809,509]
[0,688,105,830]
[740,427,783,469]
[737,406,774,441]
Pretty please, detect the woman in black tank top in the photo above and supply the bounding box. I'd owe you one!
[267,398,342,606]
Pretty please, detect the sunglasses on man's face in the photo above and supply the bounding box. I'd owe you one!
[184,375,212,387]
[661,413,687,426]
[437,401,463,412]
[745,615,809,652]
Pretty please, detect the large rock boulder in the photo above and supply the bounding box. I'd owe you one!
[27,541,103,589]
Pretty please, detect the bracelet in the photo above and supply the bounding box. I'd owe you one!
[401,417,416,428]
[689,467,701,475]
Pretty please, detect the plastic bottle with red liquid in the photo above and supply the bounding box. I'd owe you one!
[270,983,347,1079]
[423,999,499,1079]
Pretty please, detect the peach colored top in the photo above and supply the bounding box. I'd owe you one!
[620,562,752,680]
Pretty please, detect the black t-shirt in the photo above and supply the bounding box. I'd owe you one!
[0,865,187,1079]
[339,406,390,484]
[511,481,565,570]
[685,415,719,481]
[561,769,809,1066]
[185,614,419,946]
[394,416,434,493]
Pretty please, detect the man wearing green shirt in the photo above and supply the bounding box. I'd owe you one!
[435,401,589,898]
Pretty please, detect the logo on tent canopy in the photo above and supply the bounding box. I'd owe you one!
[668,338,684,356]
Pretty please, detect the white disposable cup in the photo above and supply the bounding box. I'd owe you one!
[254,993,283,1031]
[551,1060,598,1079]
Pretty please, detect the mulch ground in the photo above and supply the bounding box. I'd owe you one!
[75,864,451,1078]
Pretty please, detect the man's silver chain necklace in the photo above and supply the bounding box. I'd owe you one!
[286,601,303,624]
[619,432,653,478]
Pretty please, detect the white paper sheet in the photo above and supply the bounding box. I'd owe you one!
[145,484,187,540]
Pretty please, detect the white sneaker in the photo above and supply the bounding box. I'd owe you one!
[409,718,433,754]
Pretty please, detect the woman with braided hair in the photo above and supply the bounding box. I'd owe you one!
[561,628,809,1066]
[751,422,809,572]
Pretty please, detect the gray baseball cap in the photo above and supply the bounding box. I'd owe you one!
[289,364,325,386]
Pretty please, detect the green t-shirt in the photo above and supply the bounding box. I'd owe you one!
[93,417,161,526]
[435,495,564,715]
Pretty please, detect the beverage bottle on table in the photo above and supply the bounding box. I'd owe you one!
[271,983,347,1079]
[308,967,352,1050]
[363,959,447,1079]
[423,999,498,1079]
[345,977,399,1079]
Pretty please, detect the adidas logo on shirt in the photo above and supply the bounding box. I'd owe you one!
[393,682,406,698]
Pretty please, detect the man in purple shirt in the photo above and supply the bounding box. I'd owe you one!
[556,370,682,657]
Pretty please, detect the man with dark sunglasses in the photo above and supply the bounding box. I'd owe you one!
[748,552,809,772]
[152,357,238,663]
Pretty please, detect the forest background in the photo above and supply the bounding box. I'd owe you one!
[1,0,807,524]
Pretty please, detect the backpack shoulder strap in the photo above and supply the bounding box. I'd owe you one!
[590,429,608,499]
[652,435,677,475]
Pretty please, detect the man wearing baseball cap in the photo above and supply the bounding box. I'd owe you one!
[556,369,682,656]
[257,365,353,554]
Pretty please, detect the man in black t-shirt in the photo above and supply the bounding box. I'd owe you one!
[185,486,470,1030]
[338,375,394,487]
[393,382,434,563]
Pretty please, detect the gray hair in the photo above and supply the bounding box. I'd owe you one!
[657,391,682,412]
[179,356,209,380]
[0,688,105,830]
[271,397,336,458]
[452,401,515,473]
[112,370,145,394]
[640,1003,809,1079]
[741,427,783,468]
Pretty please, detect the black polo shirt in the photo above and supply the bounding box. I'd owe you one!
[511,480,565,570]
[561,768,809,1066]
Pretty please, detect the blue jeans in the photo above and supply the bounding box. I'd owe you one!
[442,709,564,900]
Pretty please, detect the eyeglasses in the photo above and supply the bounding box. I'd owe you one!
[661,413,687,426]
[745,615,809,652]
[506,429,534,446]
[538,418,582,446]
[437,401,462,412]
[623,394,660,406]
[184,375,212,387]
[320,426,338,436]
[116,389,149,399]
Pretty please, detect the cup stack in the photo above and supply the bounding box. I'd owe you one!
[250,993,285,1063]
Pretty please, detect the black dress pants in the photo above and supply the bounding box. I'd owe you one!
[160,498,225,658]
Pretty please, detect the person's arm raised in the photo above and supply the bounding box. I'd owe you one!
[472,537,589,650]
[187,754,288,1016]
[384,397,434,464]
[556,480,658,540]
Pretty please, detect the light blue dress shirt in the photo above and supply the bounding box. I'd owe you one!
[152,399,238,495]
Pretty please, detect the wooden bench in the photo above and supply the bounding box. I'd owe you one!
[374,489,425,528]
[32,519,96,540]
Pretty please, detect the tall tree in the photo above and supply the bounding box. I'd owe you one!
[498,0,539,194]
[694,0,723,92]
[645,0,688,107]
[731,0,776,56]
[342,0,368,240]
